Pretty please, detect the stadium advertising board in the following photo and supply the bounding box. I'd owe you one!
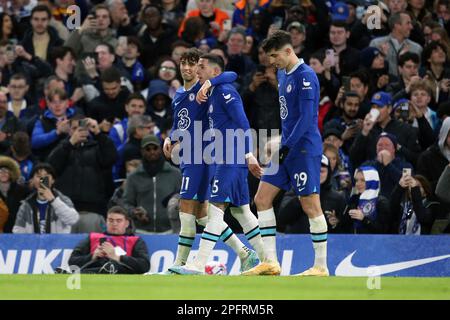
[0,234,449,276]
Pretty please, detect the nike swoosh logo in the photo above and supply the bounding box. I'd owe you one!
[335,251,450,277]
[298,187,305,192]
[180,191,187,195]
[174,101,180,106]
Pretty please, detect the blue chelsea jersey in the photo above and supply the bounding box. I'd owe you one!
[277,59,322,156]
[170,81,209,168]
[207,83,252,166]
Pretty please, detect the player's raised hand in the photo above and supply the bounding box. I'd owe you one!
[196,80,212,104]
[247,153,263,179]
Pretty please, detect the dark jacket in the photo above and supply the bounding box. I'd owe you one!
[416,144,449,191]
[87,88,130,123]
[362,157,414,198]
[47,133,117,216]
[350,118,422,168]
[146,79,173,130]
[31,108,77,161]
[124,160,182,233]
[0,112,27,154]
[138,23,178,69]
[242,81,280,132]
[390,184,439,234]
[68,232,150,274]
[1,182,30,233]
[20,26,64,62]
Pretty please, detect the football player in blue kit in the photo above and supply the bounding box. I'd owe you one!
[169,53,266,275]
[242,30,329,276]
[163,49,261,274]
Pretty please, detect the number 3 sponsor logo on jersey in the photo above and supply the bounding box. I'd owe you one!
[279,96,288,119]
[177,108,191,130]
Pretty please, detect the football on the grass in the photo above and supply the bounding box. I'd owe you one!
[205,261,227,275]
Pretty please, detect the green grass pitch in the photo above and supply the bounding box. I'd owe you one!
[0,275,449,300]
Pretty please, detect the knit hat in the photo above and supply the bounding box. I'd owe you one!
[377,132,398,149]
[360,47,383,69]
[323,127,343,141]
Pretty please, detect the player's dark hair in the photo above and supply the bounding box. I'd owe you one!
[180,48,201,65]
[200,53,225,72]
[261,30,292,53]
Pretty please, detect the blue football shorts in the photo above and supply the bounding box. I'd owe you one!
[261,153,321,196]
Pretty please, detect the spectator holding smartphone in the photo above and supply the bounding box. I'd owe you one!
[390,171,440,234]
[12,162,79,234]
[421,41,450,107]
[47,115,117,217]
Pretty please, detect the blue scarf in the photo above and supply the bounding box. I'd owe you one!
[353,166,380,230]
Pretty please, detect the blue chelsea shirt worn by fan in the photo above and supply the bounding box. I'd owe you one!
[277,59,322,156]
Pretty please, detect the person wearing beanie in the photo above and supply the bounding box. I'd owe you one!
[361,131,414,198]
[350,91,422,168]
[360,46,395,92]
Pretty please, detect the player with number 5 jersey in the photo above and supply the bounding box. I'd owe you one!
[242,30,329,277]
[162,49,260,274]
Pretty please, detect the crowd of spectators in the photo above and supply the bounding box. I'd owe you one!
[0,0,448,236]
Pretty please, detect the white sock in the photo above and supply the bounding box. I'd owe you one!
[257,208,278,263]
[196,216,208,227]
[174,212,196,266]
[309,215,328,269]
[219,221,248,260]
[193,204,224,270]
[231,205,265,261]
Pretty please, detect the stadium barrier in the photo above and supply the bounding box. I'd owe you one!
[0,234,449,276]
